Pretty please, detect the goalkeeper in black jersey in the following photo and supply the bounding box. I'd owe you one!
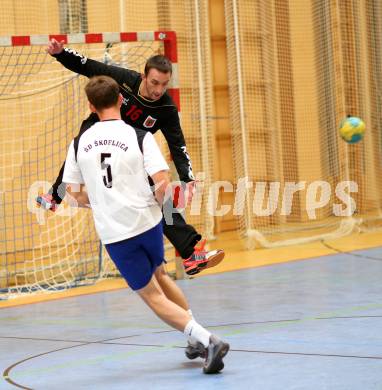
[36,39,224,276]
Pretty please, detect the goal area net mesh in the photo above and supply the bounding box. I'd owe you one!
[2,0,382,299]
[224,0,382,248]
[0,32,214,298]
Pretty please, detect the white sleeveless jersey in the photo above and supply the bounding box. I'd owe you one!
[63,119,169,244]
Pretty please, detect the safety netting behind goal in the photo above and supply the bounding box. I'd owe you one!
[224,0,382,248]
[0,32,185,298]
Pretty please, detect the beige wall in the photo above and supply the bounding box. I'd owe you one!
[0,1,60,35]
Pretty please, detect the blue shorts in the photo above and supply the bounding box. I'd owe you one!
[105,222,165,291]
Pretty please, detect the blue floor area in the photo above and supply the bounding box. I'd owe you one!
[1,249,382,389]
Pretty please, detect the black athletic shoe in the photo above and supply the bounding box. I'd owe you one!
[185,341,206,360]
[203,335,230,374]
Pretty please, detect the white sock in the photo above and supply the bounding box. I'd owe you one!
[184,319,211,348]
[186,310,198,345]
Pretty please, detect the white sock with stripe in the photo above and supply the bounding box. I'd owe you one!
[184,319,211,348]
[186,310,198,345]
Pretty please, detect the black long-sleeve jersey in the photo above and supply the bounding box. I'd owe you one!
[54,48,194,183]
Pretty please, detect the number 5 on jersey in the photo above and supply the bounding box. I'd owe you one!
[101,153,113,188]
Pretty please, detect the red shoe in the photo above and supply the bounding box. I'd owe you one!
[183,240,225,276]
[36,194,57,212]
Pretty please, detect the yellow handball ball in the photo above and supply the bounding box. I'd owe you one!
[338,116,365,144]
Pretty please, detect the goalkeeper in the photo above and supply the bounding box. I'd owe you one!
[37,38,224,276]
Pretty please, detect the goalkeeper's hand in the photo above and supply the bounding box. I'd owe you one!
[46,39,65,56]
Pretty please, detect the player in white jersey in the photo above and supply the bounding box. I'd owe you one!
[63,75,229,374]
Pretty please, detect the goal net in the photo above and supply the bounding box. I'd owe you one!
[0,31,204,299]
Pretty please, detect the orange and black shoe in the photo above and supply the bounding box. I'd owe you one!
[183,240,225,276]
[36,194,58,212]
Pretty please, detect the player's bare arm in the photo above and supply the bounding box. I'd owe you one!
[65,183,90,208]
[151,170,170,206]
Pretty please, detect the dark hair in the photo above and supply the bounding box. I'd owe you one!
[85,76,120,110]
[144,54,172,76]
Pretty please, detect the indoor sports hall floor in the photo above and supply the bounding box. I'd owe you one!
[1,231,382,389]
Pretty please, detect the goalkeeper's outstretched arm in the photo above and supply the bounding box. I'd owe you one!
[46,38,137,86]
